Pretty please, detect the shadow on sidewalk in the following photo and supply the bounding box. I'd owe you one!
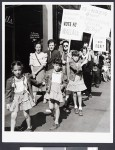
[20,112,46,131]
[92,92,102,96]
[59,106,71,124]
[5,112,46,132]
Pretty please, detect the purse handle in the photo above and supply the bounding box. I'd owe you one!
[35,52,41,65]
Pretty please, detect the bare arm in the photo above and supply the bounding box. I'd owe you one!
[70,61,78,71]
[30,65,36,78]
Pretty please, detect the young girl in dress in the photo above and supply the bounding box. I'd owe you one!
[5,61,36,131]
[66,50,87,116]
[29,41,47,101]
[46,58,67,130]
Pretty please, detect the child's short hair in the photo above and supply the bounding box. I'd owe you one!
[47,39,56,45]
[11,61,24,70]
[53,58,62,66]
[72,50,80,57]
[80,46,87,52]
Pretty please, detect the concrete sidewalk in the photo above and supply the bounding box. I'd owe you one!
[5,81,111,132]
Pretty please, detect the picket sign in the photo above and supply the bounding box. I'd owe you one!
[93,35,106,52]
[60,5,111,53]
[80,5,111,49]
[60,9,83,78]
[80,5,111,36]
[60,9,83,41]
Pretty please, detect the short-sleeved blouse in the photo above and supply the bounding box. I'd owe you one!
[29,52,47,67]
[14,76,28,93]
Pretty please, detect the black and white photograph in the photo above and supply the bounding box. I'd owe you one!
[2,2,113,143]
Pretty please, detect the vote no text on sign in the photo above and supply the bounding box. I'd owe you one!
[60,9,83,41]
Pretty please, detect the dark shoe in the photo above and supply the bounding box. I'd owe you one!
[15,126,24,131]
[79,110,83,116]
[64,108,70,113]
[65,108,70,113]
[82,92,86,96]
[89,93,92,98]
[74,108,79,114]
[50,124,60,130]
[95,84,99,88]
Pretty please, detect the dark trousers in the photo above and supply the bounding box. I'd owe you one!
[92,68,100,85]
[83,72,92,95]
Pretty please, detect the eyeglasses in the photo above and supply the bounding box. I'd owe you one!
[63,45,68,47]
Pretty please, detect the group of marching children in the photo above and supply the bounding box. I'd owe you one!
[5,39,111,131]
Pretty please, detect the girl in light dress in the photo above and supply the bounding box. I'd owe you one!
[5,61,36,131]
[46,58,67,130]
[29,41,47,101]
[66,50,87,116]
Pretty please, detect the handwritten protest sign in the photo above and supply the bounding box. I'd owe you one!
[80,5,111,37]
[60,9,83,41]
[93,35,106,51]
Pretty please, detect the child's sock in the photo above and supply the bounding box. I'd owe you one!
[43,98,47,103]
[33,92,36,98]
[79,107,82,110]
[74,105,78,109]
[27,126,32,129]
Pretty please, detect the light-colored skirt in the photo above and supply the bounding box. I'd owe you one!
[33,66,46,92]
[9,91,35,112]
[45,82,64,103]
[67,75,87,92]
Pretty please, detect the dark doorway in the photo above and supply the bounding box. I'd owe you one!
[5,5,43,78]
[14,5,43,73]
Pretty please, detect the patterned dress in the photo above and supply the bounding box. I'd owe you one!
[67,60,87,92]
[45,70,67,102]
[9,76,35,112]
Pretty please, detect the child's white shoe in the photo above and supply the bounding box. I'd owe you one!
[45,109,52,114]
[43,99,47,104]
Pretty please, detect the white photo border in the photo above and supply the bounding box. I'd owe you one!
[2,1,114,143]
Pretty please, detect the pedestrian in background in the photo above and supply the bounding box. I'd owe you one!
[92,51,100,88]
[98,51,104,83]
[81,46,93,98]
